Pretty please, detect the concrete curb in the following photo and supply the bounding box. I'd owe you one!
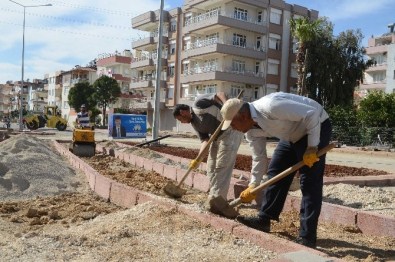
[53,141,341,261]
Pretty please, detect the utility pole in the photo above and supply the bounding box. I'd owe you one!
[152,0,164,141]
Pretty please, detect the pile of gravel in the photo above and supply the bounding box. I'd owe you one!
[0,134,82,201]
[289,183,395,217]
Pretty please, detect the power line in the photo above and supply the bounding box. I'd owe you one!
[32,0,138,16]
[0,20,135,41]
[1,8,131,30]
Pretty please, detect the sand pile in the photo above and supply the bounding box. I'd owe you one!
[0,134,83,201]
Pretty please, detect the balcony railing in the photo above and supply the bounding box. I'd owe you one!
[184,9,265,27]
[132,53,168,63]
[184,37,265,52]
[184,65,264,78]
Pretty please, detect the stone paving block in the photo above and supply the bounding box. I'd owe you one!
[94,174,112,201]
[163,165,177,181]
[152,162,164,175]
[177,168,193,187]
[192,172,210,192]
[319,202,357,227]
[110,182,137,208]
[125,154,136,166]
[134,156,145,168]
[280,250,338,262]
[357,210,395,237]
[143,158,153,171]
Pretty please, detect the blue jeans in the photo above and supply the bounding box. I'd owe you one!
[259,119,332,241]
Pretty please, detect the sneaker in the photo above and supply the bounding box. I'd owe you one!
[295,237,317,249]
[237,216,270,232]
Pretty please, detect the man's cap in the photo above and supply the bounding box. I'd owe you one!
[220,98,243,130]
[80,104,86,108]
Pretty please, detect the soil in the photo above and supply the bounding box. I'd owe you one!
[122,143,391,177]
[1,135,394,261]
[83,153,395,262]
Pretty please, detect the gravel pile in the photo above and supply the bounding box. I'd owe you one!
[289,183,395,217]
[0,134,82,201]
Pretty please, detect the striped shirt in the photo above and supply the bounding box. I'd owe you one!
[77,111,90,127]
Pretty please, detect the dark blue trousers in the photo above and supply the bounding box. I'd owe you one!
[258,119,332,241]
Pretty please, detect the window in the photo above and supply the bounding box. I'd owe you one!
[291,63,298,78]
[63,101,69,109]
[170,43,176,55]
[268,59,280,75]
[269,33,281,50]
[64,86,69,96]
[254,87,259,99]
[168,85,174,99]
[255,61,260,74]
[170,19,177,32]
[232,60,246,73]
[234,8,248,21]
[231,86,243,98]
[233,33,246,47]
[256,36,261,50]
[168,64,175,77]
[204,84,217,94]
[257,11,263,23]
[270,8,282,24]
[266,84,278,94]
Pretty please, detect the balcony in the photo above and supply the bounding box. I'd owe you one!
[132,10,169,31]
[366,45,388,55]
[96,55,132,67]
[71,78,89,84]
[131,55,168,69]
[180,66,264,85]
[365,63,387,72]
[182,38,266,60]
[130,76,167,90]
[132,33,169,50]
[184,10,267,35]
[112,74,131,82]
[360,80,386,91]
[129,97,165,110]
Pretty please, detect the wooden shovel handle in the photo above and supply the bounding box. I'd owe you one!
[229,142,336,207]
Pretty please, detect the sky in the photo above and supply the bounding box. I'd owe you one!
[1,0,394,84]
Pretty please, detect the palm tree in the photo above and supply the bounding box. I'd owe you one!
[290,17,324,96]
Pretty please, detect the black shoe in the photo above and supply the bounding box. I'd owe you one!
[237,216,270,232]
[295,237,316,249]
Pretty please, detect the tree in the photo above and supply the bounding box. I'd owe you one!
[67,81,96,113]
[358,91,395,127]
[301,27,372,108]
[290,17,325,96]
[92,75,121,126]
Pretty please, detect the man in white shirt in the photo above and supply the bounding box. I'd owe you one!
[220,92,332,248]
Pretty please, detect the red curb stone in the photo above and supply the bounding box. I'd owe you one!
[192,172,210,192]
[163,165,177,181]
[365,177,391,186]
[136,192,156,204]
[87,171,96,190]
[110,182,137,208]
[125,154,136,166]
[134,156,144,168]
[227,177,241,200]
[319,202,357,227]
[94,174,112,201]
[152,162,164,175]
[357,211,395,237]
[143,158,153,171]
[176,168,193,186]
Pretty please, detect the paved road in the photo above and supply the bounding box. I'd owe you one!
[13,127,395,174]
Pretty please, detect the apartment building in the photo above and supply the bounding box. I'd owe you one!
[360,23,395,96]
[96,50,135,113]
[131,0,318,132]
[0,82,14,117]
[26,79,46,112]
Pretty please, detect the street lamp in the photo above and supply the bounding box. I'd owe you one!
[9,0,52,131]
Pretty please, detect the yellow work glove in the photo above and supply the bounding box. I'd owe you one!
[188,159,201,170]
[240,184,257,203]
[303,146,319,168]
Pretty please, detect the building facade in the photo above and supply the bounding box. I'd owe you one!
[360,23,395,97]
[131,0,318,132]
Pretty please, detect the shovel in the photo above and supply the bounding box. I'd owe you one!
[163,90,244,198]
[229,142,336,208]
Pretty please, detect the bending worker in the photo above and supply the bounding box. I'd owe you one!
[173,92,243,218]
[220,92,332,248]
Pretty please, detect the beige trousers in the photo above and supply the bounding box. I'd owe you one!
[207,128,243,199]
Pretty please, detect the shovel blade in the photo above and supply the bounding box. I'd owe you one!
[163,182,187,198]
